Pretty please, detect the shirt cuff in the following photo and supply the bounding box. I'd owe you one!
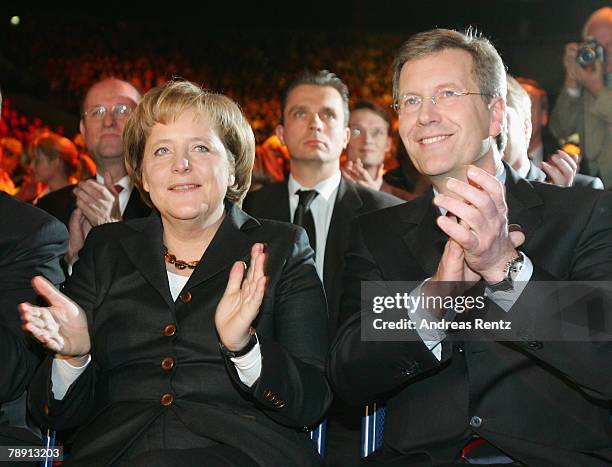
[485,252,533,312]
[51,355,91,400]
[565,87,581,98]
[409,279,451,362]
[231,342,262,387]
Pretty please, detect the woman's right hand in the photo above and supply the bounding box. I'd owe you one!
[19,276,91,358]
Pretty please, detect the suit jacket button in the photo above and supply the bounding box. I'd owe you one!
[276,400,286,408]
[263,389,273,399]
[163,324,177,336]
[469,416,482,428]
[43,403,49,416]
[160,393,174,406]
[161,357,174,371]
[180,291,192,303]
[527,341,543,349]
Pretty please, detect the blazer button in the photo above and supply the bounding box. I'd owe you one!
[469,416,482,428]
[527,341,543,350]
[163,324,177,336]
[263,389,273,399]
[160,393,174,406]
[43,402,50,416]
[161,357,175,371]
[275,400,286,408]
[180,291,192,303]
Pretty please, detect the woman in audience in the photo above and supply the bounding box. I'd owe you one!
[30,131,79,201]
[20,80,330,467]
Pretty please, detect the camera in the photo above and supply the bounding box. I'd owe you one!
[576,37,605,68]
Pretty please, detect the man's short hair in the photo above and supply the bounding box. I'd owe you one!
[124,79,255,206]
[392,28,507,151]
[506,75,532,125]
[279,69,350,126]
[516,77,548,114]
[351,99,391,131]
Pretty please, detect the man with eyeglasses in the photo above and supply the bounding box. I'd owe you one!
[329,28,612,466]
[243,70,400,467]
[342,100,413,200]
[37,78,150,266]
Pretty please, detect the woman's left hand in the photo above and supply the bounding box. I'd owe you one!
[215,243,267,351]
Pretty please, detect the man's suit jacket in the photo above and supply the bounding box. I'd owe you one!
[29,203,331,467]
[0,192,67,445]
[328,168,612,466]
[243,177,402,337]
[526,161,604,189]
[36,182,151,227]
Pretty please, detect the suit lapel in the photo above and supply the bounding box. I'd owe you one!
[258,181,291,222]
[186,203,260,290]
[118,204,261,308]
[504,165,543,247]
[123,187,151,220]
[401,190,447,277]
[119,212,174,309]
[526,163,546,183]
[323,178,362,292]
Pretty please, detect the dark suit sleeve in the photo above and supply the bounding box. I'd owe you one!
[225,228,333,428]
[0,218,67,403]
[327,218,444,406]
[28,228,101,430]
[487,191,612,400]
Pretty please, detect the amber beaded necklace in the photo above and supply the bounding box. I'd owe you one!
[163,246,200,270]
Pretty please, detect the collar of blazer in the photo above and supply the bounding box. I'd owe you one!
[399,162,543,277]
[119,200,262,308]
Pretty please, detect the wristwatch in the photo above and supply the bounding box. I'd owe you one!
[488,252,524,293]
[219,328,258,358]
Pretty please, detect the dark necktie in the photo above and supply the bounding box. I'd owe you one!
[293,189,318,253]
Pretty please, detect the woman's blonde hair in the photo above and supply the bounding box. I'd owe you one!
[124,80,255,207]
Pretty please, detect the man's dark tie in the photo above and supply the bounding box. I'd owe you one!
[293,189,318,253]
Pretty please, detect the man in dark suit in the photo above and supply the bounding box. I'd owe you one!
[37,78,150,265]
[0,192,67,453]
[328,28,612,466]
[243,70,401,467]
[504,74,604,189]
[243,70,401,337]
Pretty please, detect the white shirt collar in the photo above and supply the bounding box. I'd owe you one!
[287,170,341,200]
[95,174,132,191]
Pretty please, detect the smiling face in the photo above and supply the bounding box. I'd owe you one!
[141,108,234,226]
[397,48,504,184]
[277,84,350,166]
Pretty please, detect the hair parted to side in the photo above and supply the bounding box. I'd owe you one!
[392,27,508,152]
[123,79,255,207]
[279,69,350,126]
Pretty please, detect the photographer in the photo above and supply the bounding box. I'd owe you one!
[550,6,612,188]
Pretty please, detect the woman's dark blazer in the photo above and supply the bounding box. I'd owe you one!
[29,202,332,467]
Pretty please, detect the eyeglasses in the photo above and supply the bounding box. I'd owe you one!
[82,104,133,120]
[350,126,387,140]
[392,90,494,115]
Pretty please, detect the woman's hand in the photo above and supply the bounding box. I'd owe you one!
[215,243,267,351]
[19,276,91,358]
